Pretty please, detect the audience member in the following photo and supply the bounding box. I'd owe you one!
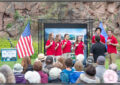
[70,60,84,83]
[13,63,26,83]
[33,60,48,83]
[49,67,62,83]
[96,56,106,83]
[57,57,66,70]
[76,54,84,63]
[53,61,63,70]
[43,56,54,74]
[36,53,46,68]
[103,70,118,83]
[21,56,31,73]
[109,63,120,82]
[0,72,6,83]
[76,64,100,83]
[0,65,15,83]
[90,36,107,63]
[60,58,74,83]
[25,71,41,83]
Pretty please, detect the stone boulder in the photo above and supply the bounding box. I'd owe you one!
[14,2,25,10]
[107,3,117,14]
[0,31,9,38]
[0,2,8,13]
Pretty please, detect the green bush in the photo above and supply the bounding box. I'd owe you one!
[14,10,20,20]
[6,23,12,29]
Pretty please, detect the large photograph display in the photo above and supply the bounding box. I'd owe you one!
[44,23,88,63]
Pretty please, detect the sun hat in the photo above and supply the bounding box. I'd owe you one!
[103,70,118,83]
[13,63,23,73]
[25,71,41,83]
[76,54,84,63]
[36,53,46,61]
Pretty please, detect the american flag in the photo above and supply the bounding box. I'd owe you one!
[16,22,34,58]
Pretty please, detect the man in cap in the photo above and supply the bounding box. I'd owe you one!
[95,56,106,83]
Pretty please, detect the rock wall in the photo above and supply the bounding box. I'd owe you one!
[0,2,120,39]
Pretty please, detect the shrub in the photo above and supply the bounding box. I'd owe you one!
[6,23,12,29]
[14,10,20,20]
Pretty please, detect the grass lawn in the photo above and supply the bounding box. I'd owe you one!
[0,57,120,70]
[0,58,35,69]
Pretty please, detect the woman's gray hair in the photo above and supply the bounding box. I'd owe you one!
[0,65,15,83]
[0,72,6,83]
[109,63,117,72]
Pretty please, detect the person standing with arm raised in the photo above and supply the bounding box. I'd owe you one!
[107,30,119,65]
[92,27,105,44]
[45,33,55,57]
[55,34,62,61]
[74,36,85,57]
[62,34,71,59]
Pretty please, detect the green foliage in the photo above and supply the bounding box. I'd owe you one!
[6,23,12,29]
[14,10,20,20]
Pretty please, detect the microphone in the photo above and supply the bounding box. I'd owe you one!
[8,38,13,48]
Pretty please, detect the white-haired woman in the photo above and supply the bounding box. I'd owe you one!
[0,65,15,83]
[25,71,41,83]
[48,67,62,83]
[0,72,6,83]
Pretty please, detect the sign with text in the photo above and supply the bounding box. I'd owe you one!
[1,48,17,61]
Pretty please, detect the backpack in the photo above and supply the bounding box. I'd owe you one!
[60,72,69,83]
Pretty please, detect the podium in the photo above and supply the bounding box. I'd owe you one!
[1,48,17,61]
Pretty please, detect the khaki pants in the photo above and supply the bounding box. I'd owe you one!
[62,53,71,59]
[108,53,116,65]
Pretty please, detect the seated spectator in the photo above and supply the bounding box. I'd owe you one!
[58,57,66,70]
[25,71,41,83]
[21,56,31,73]
[109,63,120,82]
[76,64,100,83]
[53,61,63,70]
[0,72,6,83]
[13,63,26,84]
[76,54,84,63]
[33,61,48,83]
[26,64,33,72]
[36,53,46,68]
[103,70,118,83]
[109,63,117,72]
[96,56,106,83]
[49,67,62,83]
[43,56,54,74]
[70,60,84,83]
[0,65,15,83]
[60,58,75,83]
[86,56,94,66]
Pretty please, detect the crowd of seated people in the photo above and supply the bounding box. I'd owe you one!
[0,53,120,84]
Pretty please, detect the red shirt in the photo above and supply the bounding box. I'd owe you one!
[92,34,105,44]
[74,41,84,55]
[62,40,71,53]
[46,40,55,55]
[107,35,118,54]
[55,42,62,56]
